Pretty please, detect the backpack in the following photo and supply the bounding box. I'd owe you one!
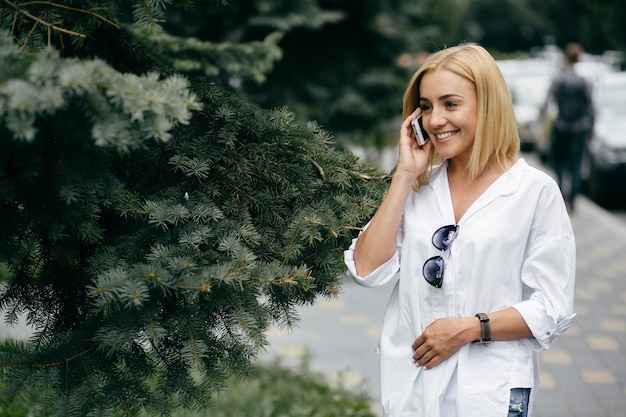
[554,72,589,122]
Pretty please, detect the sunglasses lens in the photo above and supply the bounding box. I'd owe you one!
[423,256,444,288]
[432,225,458,251]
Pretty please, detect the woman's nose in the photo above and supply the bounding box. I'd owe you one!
[428,108,446,129]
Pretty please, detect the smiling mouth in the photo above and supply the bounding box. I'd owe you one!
[435,131,459,140]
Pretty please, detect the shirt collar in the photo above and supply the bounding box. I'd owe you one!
[428,158,526,223]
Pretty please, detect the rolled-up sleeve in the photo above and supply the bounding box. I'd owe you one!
[513,230,576,350]
[344,240,400,287]
[344,220,403,288]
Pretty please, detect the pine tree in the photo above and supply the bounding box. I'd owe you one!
[159,0,465,146]
[0,1,387,415]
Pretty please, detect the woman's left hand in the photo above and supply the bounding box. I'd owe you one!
[411,317,477,369]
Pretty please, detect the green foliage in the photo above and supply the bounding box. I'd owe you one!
[159,0,626,148]
[0,357,377,417]
[0,377,53,417]
[0,264,8,282]
[0,33,201,146]
[128,26,284,85]
[0,13,388,415]
[161,0,466,146]
[526,0,626,54]
[171,358,378,417]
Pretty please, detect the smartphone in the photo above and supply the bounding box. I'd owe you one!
[411,114,429,146]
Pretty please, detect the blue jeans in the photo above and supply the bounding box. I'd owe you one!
[508,388,531,417]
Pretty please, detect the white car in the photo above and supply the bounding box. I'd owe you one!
[497,58,558,151]
[509,75,554,150]
[586,72,626,205]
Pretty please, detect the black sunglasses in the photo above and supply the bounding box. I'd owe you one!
[422,224,459,288]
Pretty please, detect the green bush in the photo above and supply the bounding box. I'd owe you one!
[159,358,378,417]
[0,354,377,416]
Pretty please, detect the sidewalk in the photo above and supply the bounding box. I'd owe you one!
[261,195,626,417]
[534,197,626,417]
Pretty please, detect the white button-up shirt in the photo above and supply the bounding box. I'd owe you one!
[344,158,576,417]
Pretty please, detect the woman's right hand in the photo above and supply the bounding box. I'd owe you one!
[396,108,433,179]
[353,108,434,277]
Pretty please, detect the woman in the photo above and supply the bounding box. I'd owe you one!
[344,44,576,417]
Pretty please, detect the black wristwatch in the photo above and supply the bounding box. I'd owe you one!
[473,313,493,344]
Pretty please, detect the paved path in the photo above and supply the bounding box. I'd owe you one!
[260,190,626,417]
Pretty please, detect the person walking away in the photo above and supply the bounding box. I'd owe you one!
[344,43,576,417]
[544,42,595,212]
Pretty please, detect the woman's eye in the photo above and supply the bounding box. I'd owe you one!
[420,104,432,111]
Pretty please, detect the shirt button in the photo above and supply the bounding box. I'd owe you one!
[546,331,551,336]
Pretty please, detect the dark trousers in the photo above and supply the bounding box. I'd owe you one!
[551,128,587,208]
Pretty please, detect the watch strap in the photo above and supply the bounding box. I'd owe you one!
[473,312,492,344]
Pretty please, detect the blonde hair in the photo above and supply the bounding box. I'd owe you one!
[402,43,519,187]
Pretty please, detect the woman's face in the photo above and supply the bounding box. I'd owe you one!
[418,69,478,163]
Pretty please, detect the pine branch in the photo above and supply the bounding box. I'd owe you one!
[130,26,284,84]
[0,9,387,415]
[18,1,120,28]
[3,0,86,43]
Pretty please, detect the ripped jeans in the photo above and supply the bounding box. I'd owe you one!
[508,388,531,417]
